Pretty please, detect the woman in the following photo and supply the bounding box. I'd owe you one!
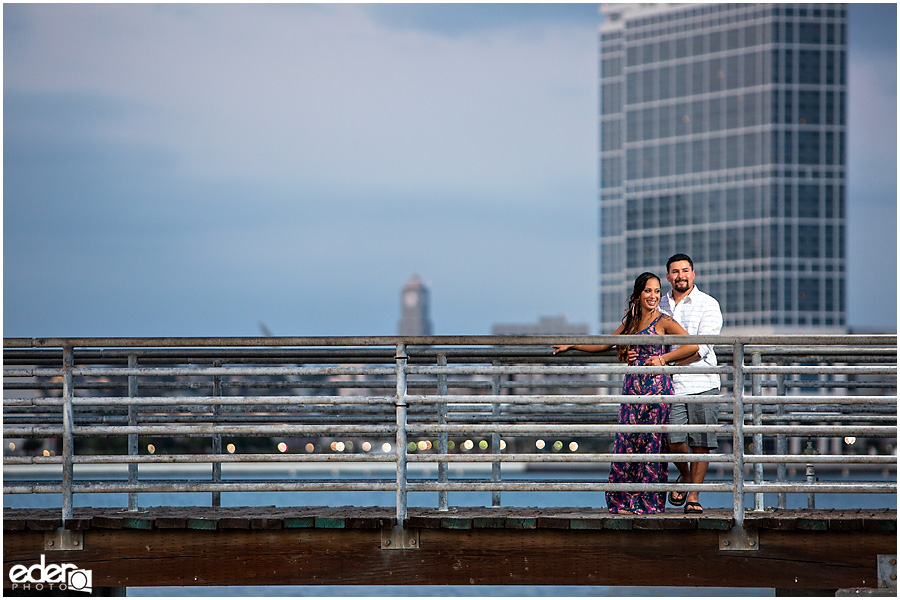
[553,272,698,514]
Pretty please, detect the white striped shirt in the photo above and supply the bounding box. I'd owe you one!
[659,285,723,394]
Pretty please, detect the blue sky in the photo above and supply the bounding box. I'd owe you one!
[3,3,897,337]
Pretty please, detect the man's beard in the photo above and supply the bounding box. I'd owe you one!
[673,280,690,292]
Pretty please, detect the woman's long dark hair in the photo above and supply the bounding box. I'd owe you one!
[617,272,661,362]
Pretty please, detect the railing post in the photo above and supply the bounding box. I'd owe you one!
[805,439,818,509]
[212,360,222,508]
[127,354,139,511]
[491,361,501,508]
[732,341,745,529]
[751,352,764,512]
[61,346,75,524]
[395,342,409,526]
[437,354,449,512]
[776,364,787,509]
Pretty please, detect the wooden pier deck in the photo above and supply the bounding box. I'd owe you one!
[4,506,896,594]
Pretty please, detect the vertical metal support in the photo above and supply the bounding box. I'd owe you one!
[437,354,449,512]
[751,352,764,512]
[395,343,409,526]
[732,341,745,529]
[805,439,818,509]
[61,346,75,524]
[775,367,787,509]
[491,361,501,508]
[212,360,222,508]
[127,355,139,511]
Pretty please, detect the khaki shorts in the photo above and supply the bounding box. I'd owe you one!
[668,388,720,449]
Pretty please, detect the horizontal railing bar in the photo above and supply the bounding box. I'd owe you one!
[4,366,398,378]
[6,481,896,495]
[743,455,897,464]
[407,394,728,404]
[742,425,896,435]
[5,481,399,494]
[8,365,890,379]
[759,415,898,423]
[8,424,895,437]
[408,365,731,375]
[406,482,735,492]
[743,345,899,356]
[742,366,897,375]
[3,396,396,407]
[3,454,398,465]
[742,396,897,405]
[406,453,732,463]
[5,334,896,348]
[781,381,897,388]
[406,424,730,434]
[68,425,396,436]
[743,483,897,494]
[4,394,894,409]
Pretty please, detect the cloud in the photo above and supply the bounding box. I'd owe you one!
[5,4,596,195]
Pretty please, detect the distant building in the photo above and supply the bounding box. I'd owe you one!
[599,3,847,334]
[492,315,589,336]
[397,275,433,336]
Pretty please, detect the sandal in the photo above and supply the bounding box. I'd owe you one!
[668,475,686,507]
[684,501,703,514]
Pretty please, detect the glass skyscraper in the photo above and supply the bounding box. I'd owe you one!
[599,3,847,333]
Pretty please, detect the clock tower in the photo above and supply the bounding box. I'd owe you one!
[397,274,433,336]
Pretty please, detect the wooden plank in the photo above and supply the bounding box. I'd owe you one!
[568,517,604,530]
[185,518,218,531]
[122,518,153,530]
[504,517,537,529]
[4,520,25,531]
[602,517,632,530]
[154,517,188,529]
[440,517,472,530]
[218,518,250,530]
[314,517,345,529]
[90,516,124,530]
[472,516,506,529]
[64,518,94,531]
[250,518,283,530]
[535,516,570,529]
[283,517,315,529]
[26,518,61,531]
[346,516,393,529]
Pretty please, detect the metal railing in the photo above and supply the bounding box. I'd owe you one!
[3,335,896,529]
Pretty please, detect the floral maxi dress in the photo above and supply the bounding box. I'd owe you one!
[605,315,672,514]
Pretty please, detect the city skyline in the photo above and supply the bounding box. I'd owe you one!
[3,4,896,337]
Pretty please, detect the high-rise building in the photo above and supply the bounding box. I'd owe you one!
[599,3,847,333]
[397,274,433,336]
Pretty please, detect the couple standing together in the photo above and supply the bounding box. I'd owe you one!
[554,254,723,515]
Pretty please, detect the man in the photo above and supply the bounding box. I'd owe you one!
[658,253,723,514]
